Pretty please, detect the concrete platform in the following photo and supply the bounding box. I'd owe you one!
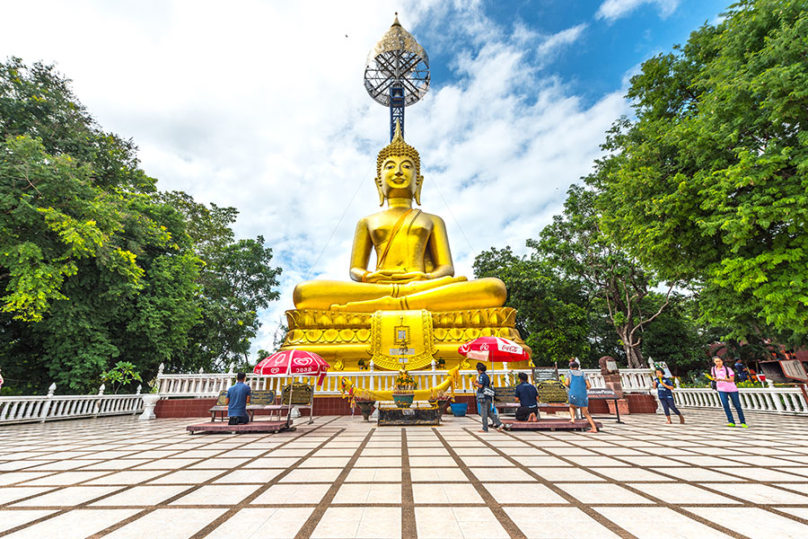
[186,419,288,434]
[1,410,807,539]
[501,418,602,431]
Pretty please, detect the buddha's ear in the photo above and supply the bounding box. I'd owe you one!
[375,177,385,206]
[414,175,424,205]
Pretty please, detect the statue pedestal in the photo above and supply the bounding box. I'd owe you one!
[603,374,624,398]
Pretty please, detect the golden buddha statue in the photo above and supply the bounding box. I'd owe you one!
[282,124,528,371]
[294,124,506,312]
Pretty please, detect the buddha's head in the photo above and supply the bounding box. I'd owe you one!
[375,122,424,206]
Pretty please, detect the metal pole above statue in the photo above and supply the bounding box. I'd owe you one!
[364,13,430,141]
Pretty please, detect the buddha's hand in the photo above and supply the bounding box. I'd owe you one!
[365,270,429,283]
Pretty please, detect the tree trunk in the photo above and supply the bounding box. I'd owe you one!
[626,343,645,369]
[618,326,645,369]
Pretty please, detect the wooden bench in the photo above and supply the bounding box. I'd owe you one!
[501,418,603,431]
[209,389,276,423]
[188,419,288,435]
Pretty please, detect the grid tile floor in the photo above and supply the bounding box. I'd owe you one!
[1,410,808,538]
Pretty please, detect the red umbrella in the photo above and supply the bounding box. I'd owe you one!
[254,349,330,386]
[458,337,530,363]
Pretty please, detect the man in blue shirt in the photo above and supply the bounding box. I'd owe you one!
[514,372,540,422]
[734,358,749,383]
[226,373,251,425]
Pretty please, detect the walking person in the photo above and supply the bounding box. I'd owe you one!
[563,361,598,433]
[733,358,749,383]
[474,363,503,433]
[653,368,684,424]
[712,356,748,428]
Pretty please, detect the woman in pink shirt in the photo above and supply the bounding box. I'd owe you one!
[712,356,747,428]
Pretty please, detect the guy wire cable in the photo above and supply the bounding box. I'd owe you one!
[303,161,375,282]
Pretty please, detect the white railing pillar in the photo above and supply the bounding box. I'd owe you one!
[39,383,56,423]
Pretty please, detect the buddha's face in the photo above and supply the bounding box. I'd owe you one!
[381,155,417,198]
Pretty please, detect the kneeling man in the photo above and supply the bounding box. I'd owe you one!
[226,372,252,425]
[514,372,539,422]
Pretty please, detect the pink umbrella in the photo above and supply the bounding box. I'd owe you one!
[254,349,331,386]
[458,337,530,363]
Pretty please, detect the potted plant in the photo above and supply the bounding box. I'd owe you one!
[392,370,417,408]
[428,390,451,417]
[355,400,376,421]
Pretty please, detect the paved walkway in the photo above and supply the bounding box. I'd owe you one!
[1,410,808,538]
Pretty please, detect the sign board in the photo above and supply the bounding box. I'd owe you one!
[390,347,415,355]
[587,388,618,399]
[533,367,559,383]
[606,360,618,372]
[250,390,276,406]
[493,386,518,404]
[536,380,568,403]
[781,360,808,382]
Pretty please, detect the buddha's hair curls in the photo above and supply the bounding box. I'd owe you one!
[375,121,421,180]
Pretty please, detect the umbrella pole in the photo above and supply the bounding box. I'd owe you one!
[309,377,315,425]
[286,381,294,430]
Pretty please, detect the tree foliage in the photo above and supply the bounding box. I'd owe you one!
[163,191,282,373]
[474,246,591,366]
[589,0,808,339]
[536,185,673,368]
[0,58,281,393]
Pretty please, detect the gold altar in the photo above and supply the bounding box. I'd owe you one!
[280,19,530,371]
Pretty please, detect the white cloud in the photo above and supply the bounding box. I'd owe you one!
[0,0,630,357]
[537,23,588,59]
[596,0,680,21]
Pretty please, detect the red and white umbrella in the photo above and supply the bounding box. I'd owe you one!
[458,337,530,363]
[254,349,330,386]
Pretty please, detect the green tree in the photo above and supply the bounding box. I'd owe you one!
[589,0,808,339]
[100,361,142,394]
[161,191,282,373]
[536,185,674,368]
[0,58,282,393]
[474,246,591,366]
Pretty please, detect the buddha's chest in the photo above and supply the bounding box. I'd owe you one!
[368,214,433,250]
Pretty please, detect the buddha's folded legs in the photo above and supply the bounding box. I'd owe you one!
[293,276,469,310]
[294,277,507,312]
[327,277,507,312]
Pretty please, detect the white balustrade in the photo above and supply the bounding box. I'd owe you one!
[0,389,145,425]
[674,387,808,416]
[154,367,652,397]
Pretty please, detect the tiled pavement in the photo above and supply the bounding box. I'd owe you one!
[1,411,808,538]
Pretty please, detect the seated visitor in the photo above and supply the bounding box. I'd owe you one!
[514,372,539,422]
[293,124,506,312]
[226,372,252,425]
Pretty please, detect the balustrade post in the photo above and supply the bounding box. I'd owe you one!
[39,383,56,423]
[369,361,375,391]
[94,384,105,417]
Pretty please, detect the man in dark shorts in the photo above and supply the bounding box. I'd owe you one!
[514,372,539,422]
[226,372,252,425]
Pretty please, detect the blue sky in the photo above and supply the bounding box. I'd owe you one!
[0,0,732,355]
[427,0,727,105]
